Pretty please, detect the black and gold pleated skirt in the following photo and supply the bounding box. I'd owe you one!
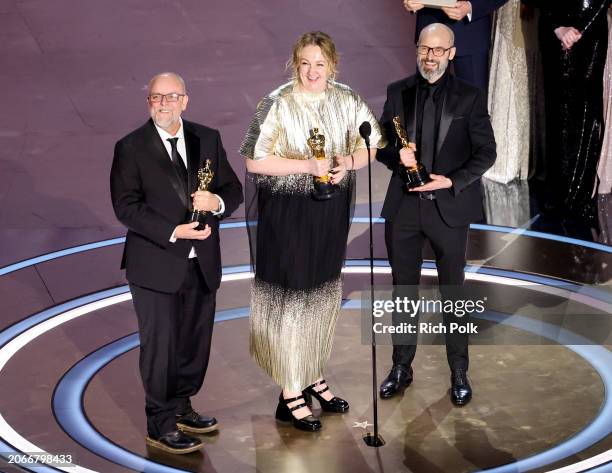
[248,174,353,391]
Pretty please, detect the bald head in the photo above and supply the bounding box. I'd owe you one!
[148,72,187,95]
[419,23,455,49]
[147,72,189,135]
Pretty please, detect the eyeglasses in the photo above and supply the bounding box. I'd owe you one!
[147,93,185,103]
[416,45,453,57]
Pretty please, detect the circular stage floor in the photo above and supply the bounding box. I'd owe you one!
[0,221,611,473]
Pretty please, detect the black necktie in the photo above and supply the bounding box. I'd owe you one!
[167,137,189,192]
[420,86,436,172]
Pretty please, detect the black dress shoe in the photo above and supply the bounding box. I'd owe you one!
[146,430,202,454]
[176,409,219,434]
[450,369,472,406]
[275,393,322,432]
[379,364,413,399]
[302,379,349,413]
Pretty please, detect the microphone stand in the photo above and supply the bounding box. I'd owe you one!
[361,130,385,448]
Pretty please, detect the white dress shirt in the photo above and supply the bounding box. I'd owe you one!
[153,118,225,258]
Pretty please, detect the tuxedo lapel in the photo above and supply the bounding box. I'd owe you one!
[400,80,418,142]
[436,77,460,155]
[184,123,201,196]
[145,120,190,209]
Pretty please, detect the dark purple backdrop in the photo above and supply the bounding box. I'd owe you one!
[0,0,417,266]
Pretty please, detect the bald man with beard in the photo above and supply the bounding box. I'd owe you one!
[376,24,496,406]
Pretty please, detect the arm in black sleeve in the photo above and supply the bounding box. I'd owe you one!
[468,0,508,21]
[376,85,402,172]
[447,89,496,195]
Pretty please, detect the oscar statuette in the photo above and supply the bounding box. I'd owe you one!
[188,159,214,230]
[392,116,432,189]
[307,127,336,200]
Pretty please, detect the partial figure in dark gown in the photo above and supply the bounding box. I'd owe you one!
[538,0,610,219]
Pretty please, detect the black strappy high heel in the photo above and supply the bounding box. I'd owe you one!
[275,393,322,431]
[302,379,349,413]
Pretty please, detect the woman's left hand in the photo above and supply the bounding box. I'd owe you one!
[330,155,348,184]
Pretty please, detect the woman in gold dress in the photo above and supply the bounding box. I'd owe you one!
[240,31,384,431]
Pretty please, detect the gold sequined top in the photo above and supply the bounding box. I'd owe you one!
[240,81,384,195]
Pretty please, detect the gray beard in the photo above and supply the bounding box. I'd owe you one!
[417,59,449,83]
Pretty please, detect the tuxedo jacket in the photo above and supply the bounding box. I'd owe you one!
[377,74,496,227]
[110,119,243,293]
[415,0,507,54]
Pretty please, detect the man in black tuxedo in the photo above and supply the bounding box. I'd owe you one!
[110,72,243,454]
[404,0,507,90]
[377,24,495,405]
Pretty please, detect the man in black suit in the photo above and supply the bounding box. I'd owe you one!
[110,72,243,454]
[377,24,496,405]
[404,0,507,90]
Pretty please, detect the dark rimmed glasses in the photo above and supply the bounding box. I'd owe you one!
[416,45,453,57]
[147,93,185,103]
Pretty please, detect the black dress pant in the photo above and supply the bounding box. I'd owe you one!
[385,195,469,371]
[129,259,216,437]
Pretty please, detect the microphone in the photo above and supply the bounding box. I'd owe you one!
[357,118,384,448]
[359,121,371,148]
